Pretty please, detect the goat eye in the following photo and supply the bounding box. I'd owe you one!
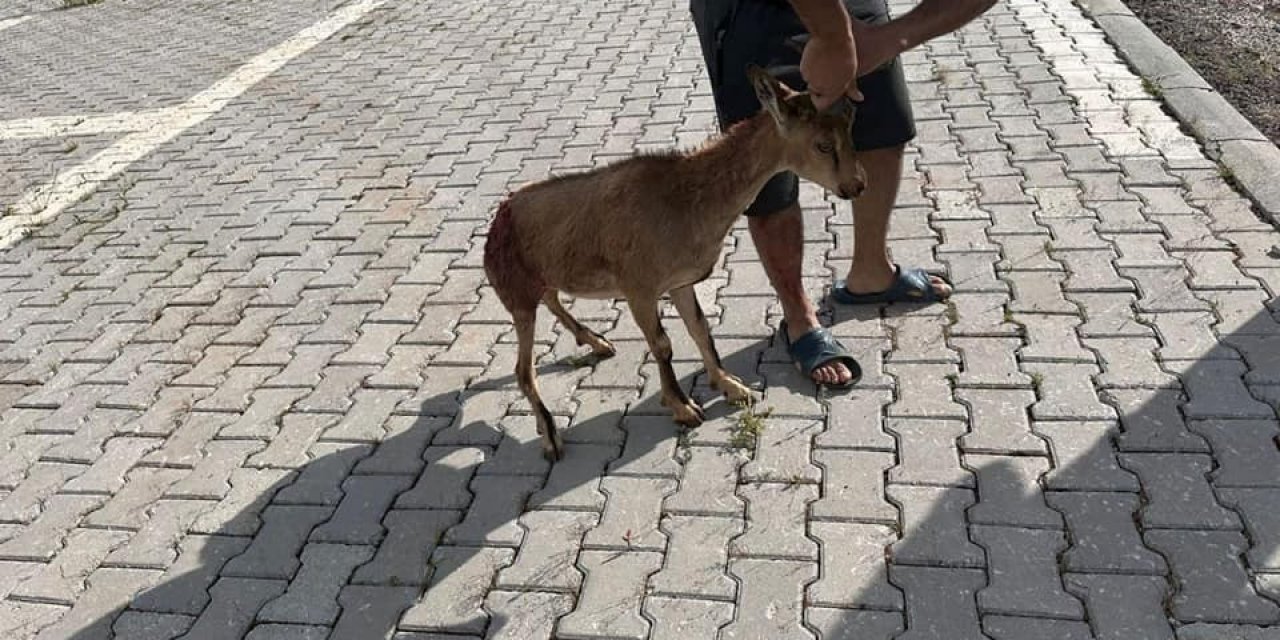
[815,140,834,154]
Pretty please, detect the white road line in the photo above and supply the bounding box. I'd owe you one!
[0,15,32,33]
[0,108,176,140]
[0,0,387,250]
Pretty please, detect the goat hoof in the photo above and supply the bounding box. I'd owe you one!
[716,376,755,405]
[541,436,565,462]
[670,401,705,427]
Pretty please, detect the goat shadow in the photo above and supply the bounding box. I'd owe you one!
[51,293,1280,639]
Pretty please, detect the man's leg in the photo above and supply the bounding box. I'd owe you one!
[840,145,951,297]
[748,204,854,386]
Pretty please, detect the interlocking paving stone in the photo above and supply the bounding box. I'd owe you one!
[730,482,818,560]
[644,596,734,640]
[1065,574,1175,640]
[556,550,662,640]
[481,590,574,640]
[1047,491,1167,575]
[720,559,816,640]
[398,546,515,635]
[891,566,988,640]
[1122,453,1243,529]
[1145,530,1280,624]
[972,525,1083,618]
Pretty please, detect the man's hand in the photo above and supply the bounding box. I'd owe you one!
[788,0,862,111]
[800,30,862,109]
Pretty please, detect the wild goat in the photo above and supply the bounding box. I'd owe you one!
[483,66,866,461]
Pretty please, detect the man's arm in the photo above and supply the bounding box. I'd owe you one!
[853,0,998,75]
[788,0,863,108]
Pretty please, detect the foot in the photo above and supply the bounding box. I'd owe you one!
[713,372,755,405]
[540,432,564,461]
[785,316,856,386]
[664,395,706,427]
[578,330,616,358]
[840,263,952,300]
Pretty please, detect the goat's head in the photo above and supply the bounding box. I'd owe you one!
[748,64,867,200]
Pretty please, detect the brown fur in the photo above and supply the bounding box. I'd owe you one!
[482,68,865,461]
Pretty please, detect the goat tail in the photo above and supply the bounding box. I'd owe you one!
[483,198,544,312]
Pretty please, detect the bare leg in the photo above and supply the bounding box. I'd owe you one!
[542,290,615,357]
[626,293,704,426]
[669,285,753,404]
[514,307,563,461]
[841,144,952,298]
[748,204,853,386]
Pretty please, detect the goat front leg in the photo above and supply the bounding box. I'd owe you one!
[626,293,705,427]
[669,285,754,406]
[513,307,564,461]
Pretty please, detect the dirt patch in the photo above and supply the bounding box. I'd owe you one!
[1123,0,1280,145]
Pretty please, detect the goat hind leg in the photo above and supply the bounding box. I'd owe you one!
[542,290,615,358]
[514,307,563,461]
[669,285,754,405]
[626,293,704,427]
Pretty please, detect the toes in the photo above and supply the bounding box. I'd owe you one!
[929,275,953,297]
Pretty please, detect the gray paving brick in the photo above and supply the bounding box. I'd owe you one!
[30,567,160,640]
[965,454,1061,527]
[496,509,597,592]
[1035,420,1140,491]
[816,389,896,450]
[644,596,734,640]
[972,524,1082,618]
[310,474,414,545]
[806,608,903,640]
[956,388,1045,454]
[395,446,485,510]
[1068,574,1175,639]
[258,542,375,625]
[189,466,293,536]
[244,624,331,640]
[480,590,575,640]
[720,558,816,640]
[352,509,458,587]
[605,415,682,478]
[890,565,987,640]
[528,443,617,512]
[1122,453,1242,529]
[1107,388,1211,453]
[730,482,817,560]
[102,499,212,570]
[1023,362,1117,420]
[649,514,741,600]
[886,418,973,487]
[1046,491,1167,574]
[222,505,332,580]
[165,440,265,500]
[1177,624,1280,640]
[984,616,1093,640]
[182,577,287,640]
[9,527,130,606]
[583,476,675,552]
[886,485,984,568]
[808,522,902,610]
[83,467,187,530]
[443,474,541,547]
[811,449,896,524]
[1147,529,1280,624]
[111,611,194,640]
[0,493,104,562]
[554,550,662,640]
[951,337,1034,389]
[741,418,821,484]
[130,534,250,615]
[0,600,65,638]
[397,545,514,634]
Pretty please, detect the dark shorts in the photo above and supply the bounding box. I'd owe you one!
[690,0,916,217]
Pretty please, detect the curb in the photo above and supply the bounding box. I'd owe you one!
[1076,0,1280,227]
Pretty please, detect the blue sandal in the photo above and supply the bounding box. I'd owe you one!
[830,264,951,305]
[780,319,862,389]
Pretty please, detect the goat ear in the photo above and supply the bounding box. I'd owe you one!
[747,64,792,128]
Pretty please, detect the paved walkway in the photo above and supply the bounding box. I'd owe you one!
[2,0,1279,638]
